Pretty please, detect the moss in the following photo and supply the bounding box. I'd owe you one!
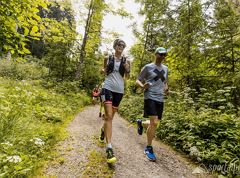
[57,157,65,165]
[82,150,114,178]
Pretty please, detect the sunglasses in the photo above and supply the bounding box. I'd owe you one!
[117,43,125,48]
[157,53,167,57]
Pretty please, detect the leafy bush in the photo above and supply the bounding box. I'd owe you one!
[157,94,240,177]
[119,88,240,177]
[41,80,83,94]
[0,60,48,80]
[119,93,144,123]
[0,77,91,177]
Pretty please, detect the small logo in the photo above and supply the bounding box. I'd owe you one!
[192,164,207,174]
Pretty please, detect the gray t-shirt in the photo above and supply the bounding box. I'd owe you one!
[103,57,124,94]
[138,63,168,102]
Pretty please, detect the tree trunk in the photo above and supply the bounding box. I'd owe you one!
[75,0,94,80]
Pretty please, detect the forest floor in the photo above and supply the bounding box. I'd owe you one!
[43,105,214,178]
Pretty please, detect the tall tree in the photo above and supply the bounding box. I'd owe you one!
[169,0,206,88]
[75,0,130,88]
[132,0,170,75]
[42,1,77,80]
[208,0,240,77]
[75,0,106,89]
[207,0,240,109]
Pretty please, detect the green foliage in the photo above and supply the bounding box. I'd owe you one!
[0,77,91,177]
[119,87,240,176]
[82,150,114,178]
[0,0,79,81]
[131,0,240,92]
[0,60,48,80]
[156,91,240,177]
[45,81,83,94]
[129,43,153,77]
[0,0,47,56]
[206,0,240,78]
[76,0,106,88]
[119,93,144,123]
[37,1,77,80]
[233,73,240,106]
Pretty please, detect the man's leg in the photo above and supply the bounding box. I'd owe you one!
[146,116,159,146]
[145,101,163,143]
[137,99,152,135]
[143,116,159,161]
[142,120,150,130]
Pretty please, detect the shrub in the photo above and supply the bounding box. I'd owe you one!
[0,77,91,177]
[0,60,48,80]
[119,88,240,177]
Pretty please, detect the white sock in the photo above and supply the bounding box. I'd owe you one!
[107,143,112,149]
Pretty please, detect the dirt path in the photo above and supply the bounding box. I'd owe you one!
[44,105,212,178]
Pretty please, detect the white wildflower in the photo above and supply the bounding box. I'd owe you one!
[224,87,232,90]
[216,90,225,94]
[217,99,226,102]
[1,141,13,147]
[0,93,5,98]
[15,87,21,91]
[200,88,207,92]
[190,146,199,157]
[186,99,194,104]
[227,103,234,108]
[27,92,32,96]
[6,155,22,163]
[205,101,211,104]
[203,93,211,96]
[224,93,230,97]
[30,138,45,146]
[218,106,225,110]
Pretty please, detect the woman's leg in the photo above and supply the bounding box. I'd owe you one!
[104,103,113,144]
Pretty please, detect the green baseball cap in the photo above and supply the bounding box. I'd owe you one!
[155,47,167,54]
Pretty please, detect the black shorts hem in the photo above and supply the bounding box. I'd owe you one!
[100,88,123,108]
[144,99,164,120]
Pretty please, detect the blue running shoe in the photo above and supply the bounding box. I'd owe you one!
[137,119,143,135]
[144,146,156,161]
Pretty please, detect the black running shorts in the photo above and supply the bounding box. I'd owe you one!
[144,99,164,119]
[100,88,123,108]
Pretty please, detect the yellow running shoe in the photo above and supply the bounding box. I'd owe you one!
[106,148,117,164]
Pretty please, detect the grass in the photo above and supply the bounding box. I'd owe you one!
[0,77,91,177]
[82,150,114,178]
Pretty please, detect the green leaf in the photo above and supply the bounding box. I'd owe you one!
[24,27,29,36]
[31,26,38,33]
[14,165,23,171]
[23,48,31,54]
[10,49,15,54]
